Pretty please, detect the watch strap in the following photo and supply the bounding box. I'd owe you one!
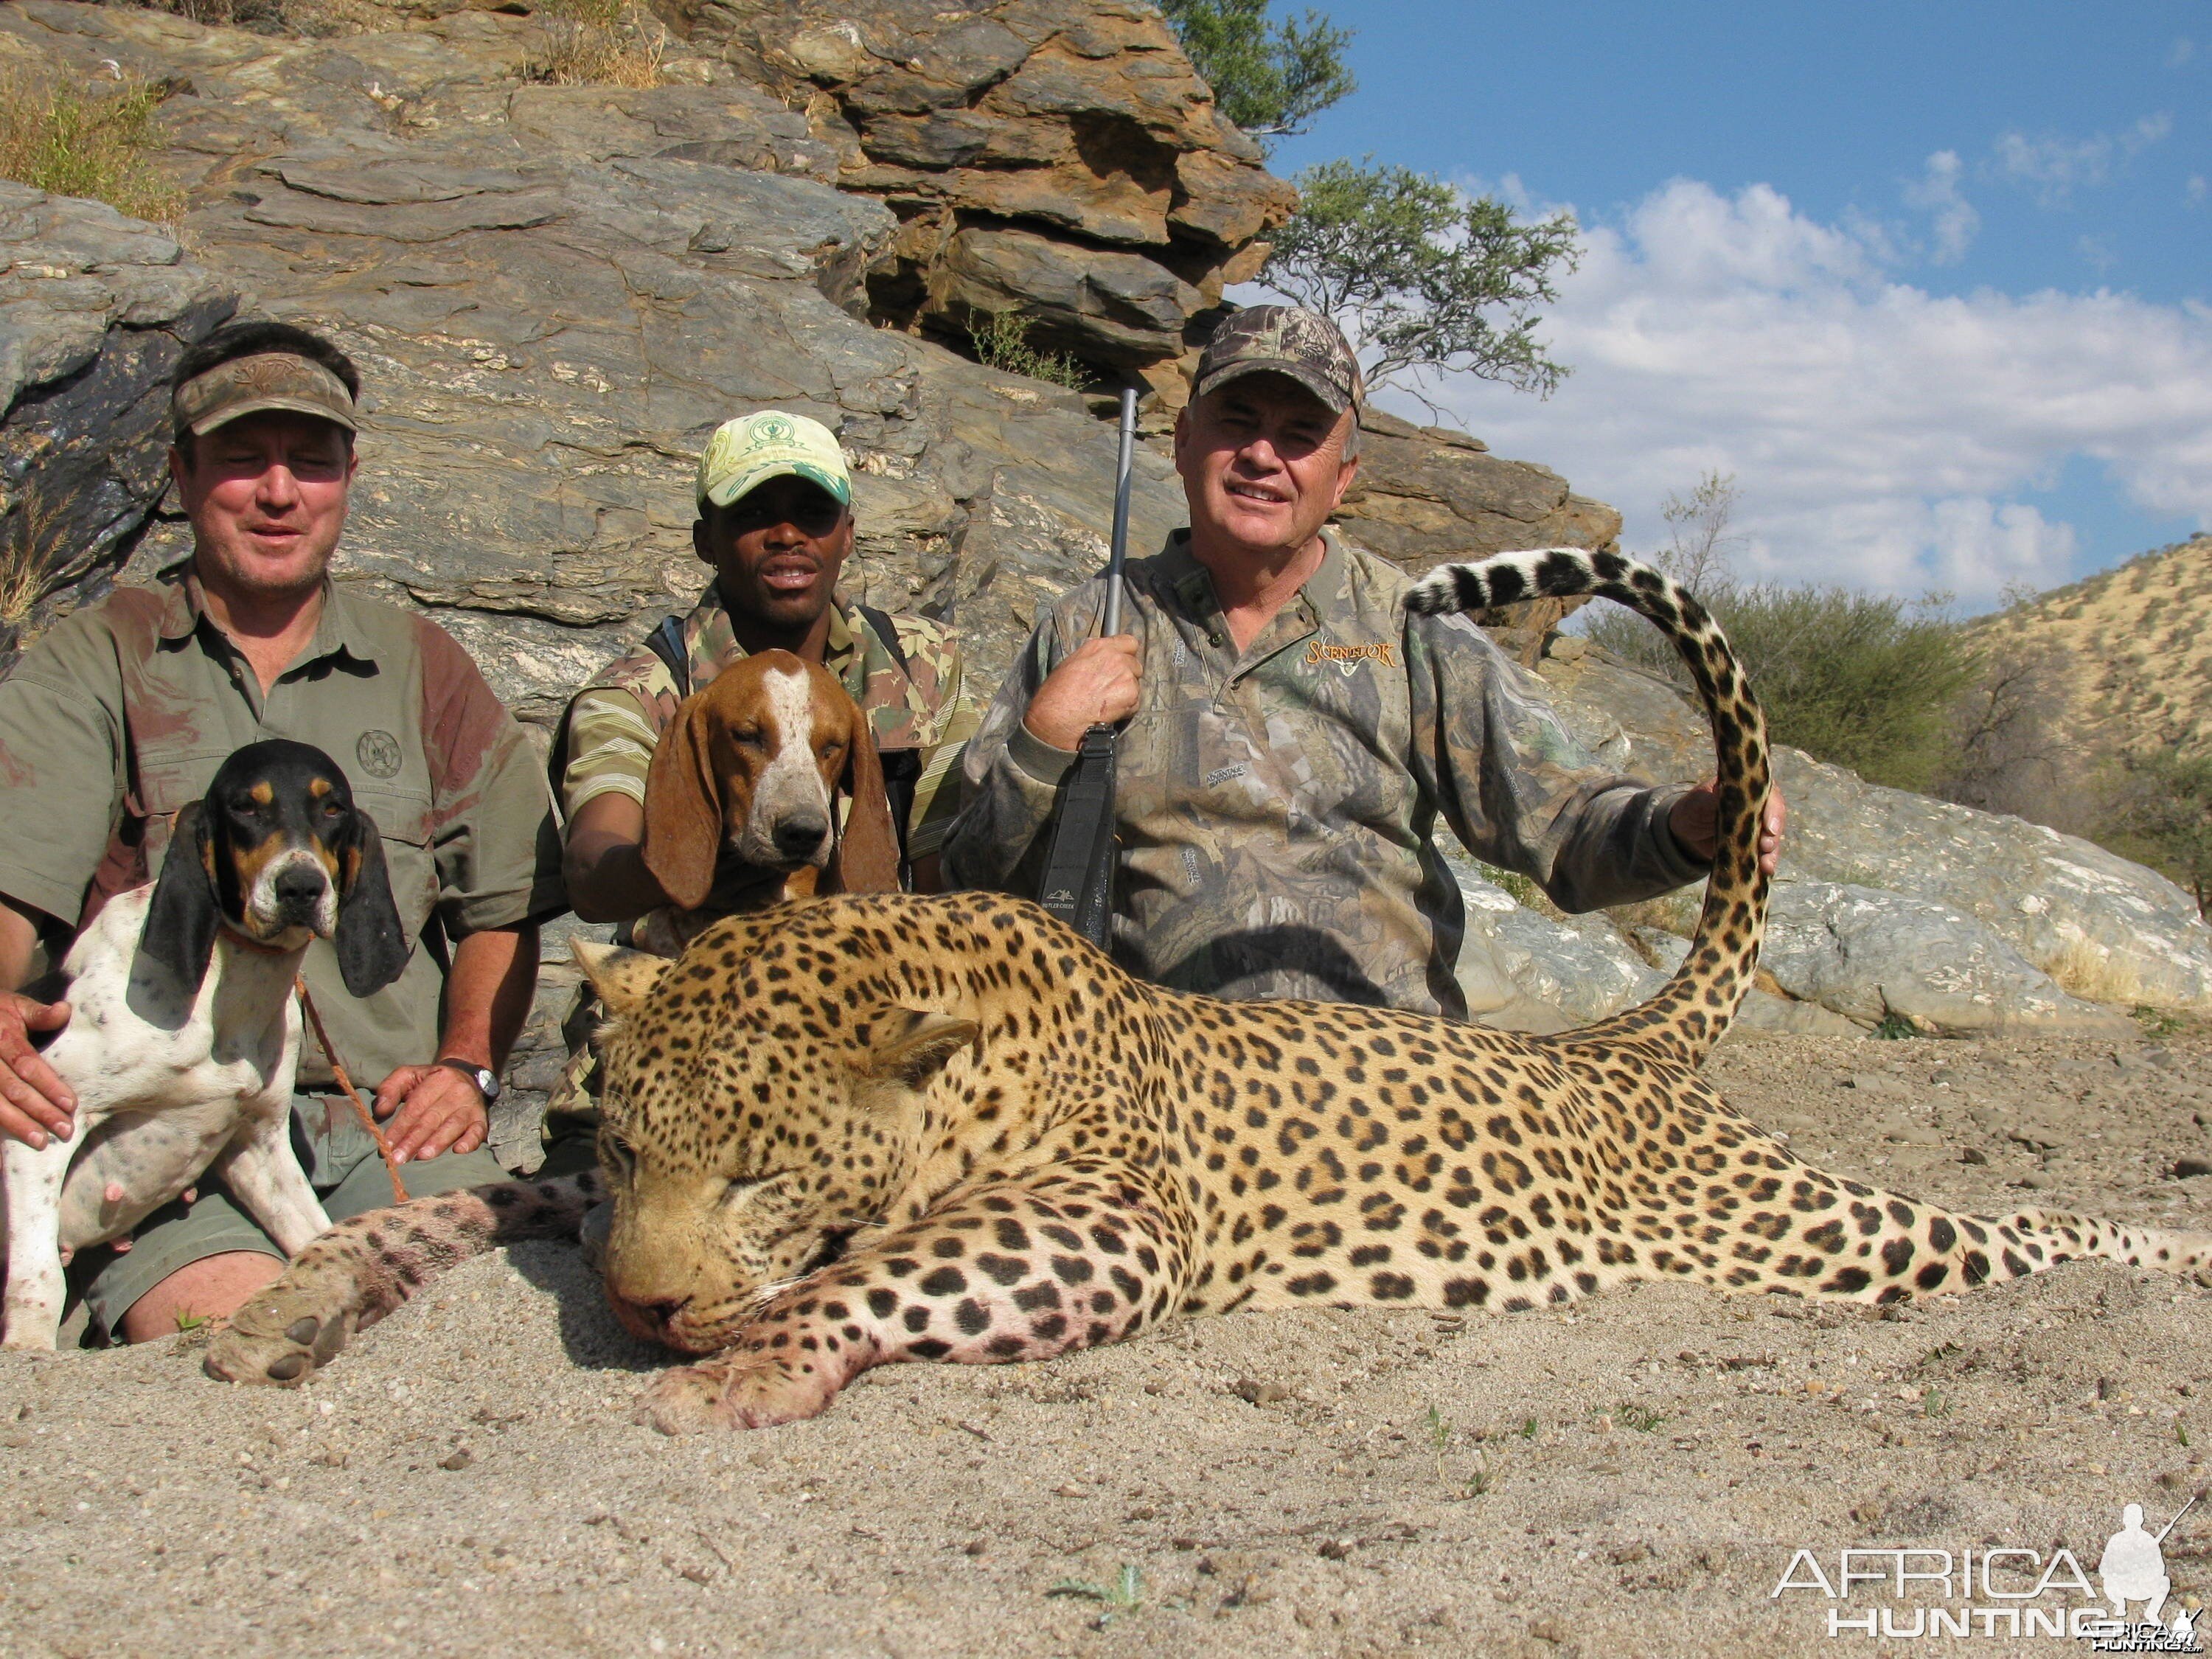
[435,1057,500,1102]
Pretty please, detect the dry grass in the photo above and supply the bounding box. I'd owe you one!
[0,66,181,226]
[523,0,667,89]
[2036,934,2154,1009]
[0,489,69,629]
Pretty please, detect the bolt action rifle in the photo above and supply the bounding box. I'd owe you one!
[1036,387,1138,947]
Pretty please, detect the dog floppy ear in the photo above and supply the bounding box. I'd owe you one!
[333,804,411,997]
[641,696,723,913]
[142,801,221,990]
[825,715,900,894]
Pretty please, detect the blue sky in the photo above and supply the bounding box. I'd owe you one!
[1251,1,2211,605]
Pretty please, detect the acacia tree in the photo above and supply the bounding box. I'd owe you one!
[1158,3,1577,403]
[1261,160,1580,399]
[1158,0,1355,151]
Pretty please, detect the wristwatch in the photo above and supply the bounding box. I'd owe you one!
[436,1058,501,1105]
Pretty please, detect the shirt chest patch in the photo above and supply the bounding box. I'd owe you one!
[1304,639,1397,676]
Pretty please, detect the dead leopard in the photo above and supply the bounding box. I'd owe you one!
[204,547,2212,1433]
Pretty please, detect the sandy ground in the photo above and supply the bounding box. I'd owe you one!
[5,1028,2212,1658]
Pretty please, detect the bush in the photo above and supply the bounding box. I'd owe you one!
[1592,583,1979,793]
[0,68,181,226]
[1158,0,1354,153]
[966,311,1089,392]
[2110,751,2212,917]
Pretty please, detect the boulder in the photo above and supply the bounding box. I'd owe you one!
[662,0,1295,383]
[1453,866,1857,1039]
[0,181,236,652]
[1752,880,2129,1037]
[1534,646,2212,1012]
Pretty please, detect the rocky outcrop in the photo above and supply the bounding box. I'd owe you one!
[0,182,235,651]
[6,0,2205,1125]
[1336,408,1622,576]
[661,0,1293,397]
[1531,647,2212,1020]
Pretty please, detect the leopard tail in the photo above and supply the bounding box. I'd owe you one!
[1405,548,1767,1067]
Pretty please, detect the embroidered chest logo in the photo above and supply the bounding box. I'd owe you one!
[1304,639,1397,677]
[355,730,403,779]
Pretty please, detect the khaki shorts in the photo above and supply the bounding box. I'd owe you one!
[76,1091,510,1338]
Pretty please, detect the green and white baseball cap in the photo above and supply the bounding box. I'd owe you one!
[695,410,852,510]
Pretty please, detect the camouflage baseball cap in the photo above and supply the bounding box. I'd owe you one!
[696,410,852,510]
[1192,305,1364,415]
[172,351,359,437]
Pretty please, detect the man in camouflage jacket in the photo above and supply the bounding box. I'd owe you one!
[943,307,1784,1018]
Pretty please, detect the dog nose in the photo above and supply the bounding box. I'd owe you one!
[771,810,830,860]
[274,866,327,910]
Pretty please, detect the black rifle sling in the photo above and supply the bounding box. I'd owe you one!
[643,613,691,698]
[1037,725,1117,942]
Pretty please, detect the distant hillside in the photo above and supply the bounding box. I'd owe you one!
[1967,534,2212,759]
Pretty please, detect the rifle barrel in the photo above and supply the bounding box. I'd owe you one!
[1102,387,1137,637]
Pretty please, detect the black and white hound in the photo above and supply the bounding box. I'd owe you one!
[1,739,408,1348]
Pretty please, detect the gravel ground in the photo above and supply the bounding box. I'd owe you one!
[5,1028,2211,1658]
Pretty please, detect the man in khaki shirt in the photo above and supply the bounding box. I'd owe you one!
[0,321,561,1342]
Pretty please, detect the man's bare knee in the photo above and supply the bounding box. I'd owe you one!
[119,1251,284,1344]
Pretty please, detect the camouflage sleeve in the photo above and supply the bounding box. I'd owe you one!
[939,598,1090,894]
[904,644,979,861]
[1406,611,1706,914]
[558,684,658,820]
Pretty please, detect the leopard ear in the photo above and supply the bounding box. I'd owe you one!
[572,939,672,1020]
[863,1007,979,1088]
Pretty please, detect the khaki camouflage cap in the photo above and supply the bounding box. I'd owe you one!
[696,410,852,510]
[1192,305,1364,415]
[172,351,358,438]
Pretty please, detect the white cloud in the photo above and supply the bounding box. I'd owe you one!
[1902,150,1978,263]
[2189,175,2208,207]
[1343,178,2212,606]
[2168,36,2197,68]
[1994,114,2173,205]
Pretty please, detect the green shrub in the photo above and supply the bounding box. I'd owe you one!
[0,69,180,225]
[1589,583,1980,793]
[967,311,1089,392]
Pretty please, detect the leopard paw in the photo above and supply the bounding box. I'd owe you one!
[633,1356,838,1434]
[204,1281,357,1387]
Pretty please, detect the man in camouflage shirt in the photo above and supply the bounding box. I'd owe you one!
[556,409,974,921]
[943,306,1784,1018]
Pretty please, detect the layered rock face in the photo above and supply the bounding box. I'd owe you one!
[3,0,2206,1147]
[0,182,236,653]
[666,0,1295,400]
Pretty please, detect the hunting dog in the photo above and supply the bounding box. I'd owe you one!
[633,650,900,953]
[0,739,407,1348]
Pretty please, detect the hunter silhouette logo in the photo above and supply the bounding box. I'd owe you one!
[1768,1493,2205,1646]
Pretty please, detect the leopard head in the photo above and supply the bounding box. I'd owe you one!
[574,929,978,1354]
